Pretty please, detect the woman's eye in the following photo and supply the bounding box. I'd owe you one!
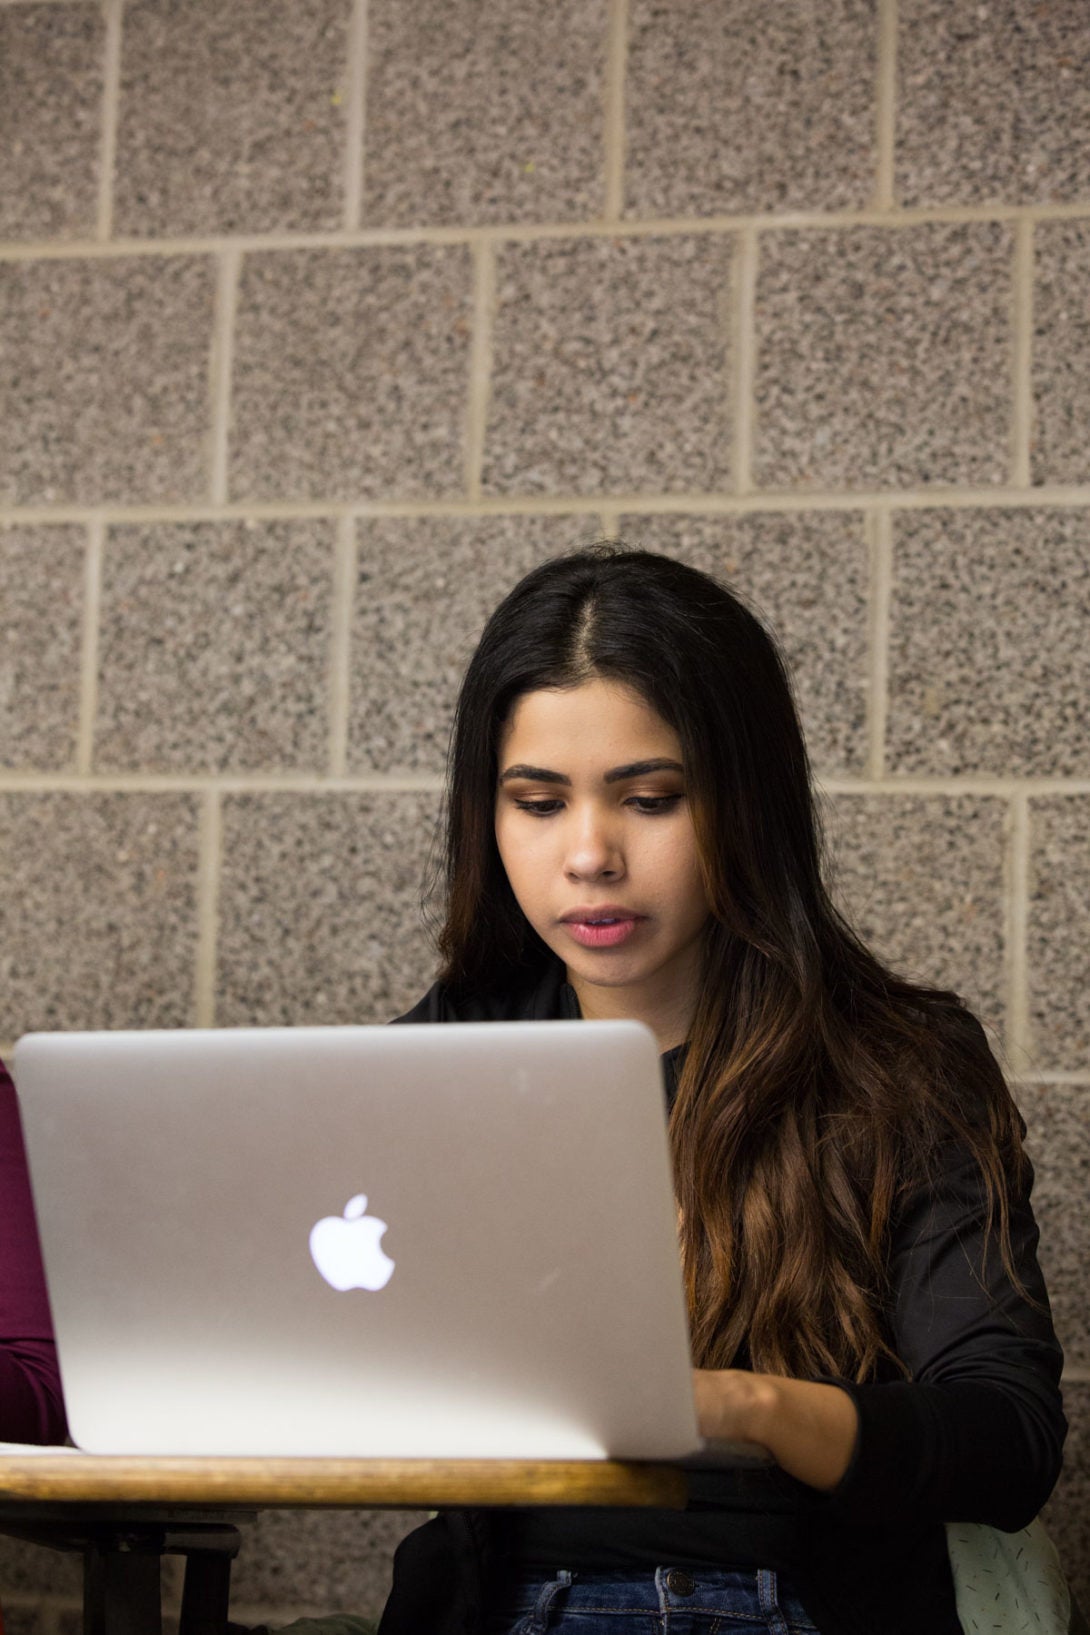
[513,798,564,817]
[627,793,683,814]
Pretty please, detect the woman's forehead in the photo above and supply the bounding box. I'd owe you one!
[498,679,682,768]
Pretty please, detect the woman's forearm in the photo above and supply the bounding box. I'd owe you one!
[692,1368,859,1492]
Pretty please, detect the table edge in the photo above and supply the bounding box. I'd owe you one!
[0,1456,689,1510]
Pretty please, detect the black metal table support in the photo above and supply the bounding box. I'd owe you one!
[83,1538,164,1635]
[175,1526,241,1635]
[0,1512,245,1635]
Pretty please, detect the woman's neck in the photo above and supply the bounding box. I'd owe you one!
[566,970,696,1053]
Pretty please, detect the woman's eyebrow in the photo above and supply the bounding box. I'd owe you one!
[603,758,684,783]
[498,764,571,785]
[498,757,684,786]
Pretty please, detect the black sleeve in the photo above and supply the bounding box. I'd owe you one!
[828,1143,1066,1531]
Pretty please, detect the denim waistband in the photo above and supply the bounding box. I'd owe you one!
[490,1565,819,1631]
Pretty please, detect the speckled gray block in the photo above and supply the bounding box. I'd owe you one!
[827,793,1006,1034]
[483,236,732,496]
[0,3,103,240]
[1044,1379,1090,1618]
[619,511,869,776]
[349,514,588,773]
[0,1603,63,1635]
[625,0,876,217]
[229,1507,424,1618]
[1028,797,1090,1074]
[216,792,442,1026]
[55,1611,88,1635]
[0,794,199,1035]
[898,0,1090,207]
[1020,1083,1090,1369]
[0,526,85,771]
[752,224,1012,491]
[886,509,1090,777]
[113,0,351,236]
[363,0,606,226]
[95,520,335,774]
[0,1534,81,1597]
[230,247,472,502]
[1033,221,1090,486]
[0,257,215,507]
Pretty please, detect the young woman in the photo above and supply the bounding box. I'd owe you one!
[0,1056,67,1443]
[379,546,1065,1635]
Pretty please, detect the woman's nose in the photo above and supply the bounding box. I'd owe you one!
[564,812,622,880]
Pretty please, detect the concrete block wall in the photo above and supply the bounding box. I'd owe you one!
[0,0,1087,1622]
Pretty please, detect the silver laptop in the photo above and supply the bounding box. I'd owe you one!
[14,1020,741,1463]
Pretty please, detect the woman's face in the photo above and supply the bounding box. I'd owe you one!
[494,677,711,1041]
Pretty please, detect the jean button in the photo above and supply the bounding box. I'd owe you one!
[665,1569,696,1597]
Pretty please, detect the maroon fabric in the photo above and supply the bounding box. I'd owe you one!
[0,1062,67,1442]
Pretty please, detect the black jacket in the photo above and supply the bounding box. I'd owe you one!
[379,964,1066,1635]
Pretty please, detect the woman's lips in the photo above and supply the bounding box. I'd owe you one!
[560,913,643,949]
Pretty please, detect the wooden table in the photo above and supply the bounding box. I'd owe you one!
[0,1453,688,1635]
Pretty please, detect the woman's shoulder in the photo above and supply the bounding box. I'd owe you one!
[872,993,1031,1207]
[391,983,515,1024]
[864,985,1010,1123]
[392,958,570,1025]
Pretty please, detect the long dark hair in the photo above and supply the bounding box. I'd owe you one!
[438,545,1026,1381]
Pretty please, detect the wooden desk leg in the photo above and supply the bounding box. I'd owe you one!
[83,1543,163,1635]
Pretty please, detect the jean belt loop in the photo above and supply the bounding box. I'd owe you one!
[528,1569,573,1633]
[757,1568,778,1616]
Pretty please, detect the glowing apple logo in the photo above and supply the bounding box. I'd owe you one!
[309,1194,395,1292]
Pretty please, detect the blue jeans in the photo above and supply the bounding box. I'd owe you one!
[484,1566,820,1634]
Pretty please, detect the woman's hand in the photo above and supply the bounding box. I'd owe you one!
[692,1368,859,1493]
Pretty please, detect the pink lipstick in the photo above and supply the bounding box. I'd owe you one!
[560,909,643,949]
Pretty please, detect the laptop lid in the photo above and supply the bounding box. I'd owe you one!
[14,1021,703,1461]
